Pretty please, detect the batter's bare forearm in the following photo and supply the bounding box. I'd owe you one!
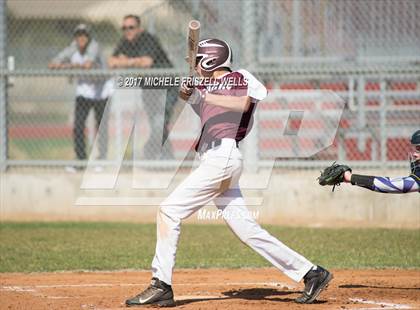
[205,93,250,112]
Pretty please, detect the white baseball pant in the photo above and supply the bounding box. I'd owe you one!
[151,138,314,285]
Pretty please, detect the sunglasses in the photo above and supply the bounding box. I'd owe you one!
[122,25,137,31]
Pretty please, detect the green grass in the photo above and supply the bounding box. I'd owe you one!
[0,222,419,272]
[9,137,134,160]
[10,138,73,160]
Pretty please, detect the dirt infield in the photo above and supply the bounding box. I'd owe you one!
[1,269,419,310]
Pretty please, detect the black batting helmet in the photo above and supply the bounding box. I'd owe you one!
[409,129,420,174]
[410,129,420,146]
[196,38,232,73]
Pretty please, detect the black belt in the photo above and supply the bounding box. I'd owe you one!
[197,138,239,153]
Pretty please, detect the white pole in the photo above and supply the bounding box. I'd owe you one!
[242,0,258,172]
[292,0,301,57]
[0,0,7,172]
[379,79,387,167]
[357,76,367,153]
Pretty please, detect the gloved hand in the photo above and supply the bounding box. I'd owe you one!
[318,162,352,191]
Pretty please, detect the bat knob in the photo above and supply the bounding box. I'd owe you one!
[189,20,200,30]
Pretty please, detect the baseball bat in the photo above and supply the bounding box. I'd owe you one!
[187,20,200,76]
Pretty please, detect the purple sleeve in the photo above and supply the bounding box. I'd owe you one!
[352,174,420,193]
[372,176,419,193]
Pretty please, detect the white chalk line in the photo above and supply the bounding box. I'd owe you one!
[1,286,75,300]
[1,286,36,292]
[353,309,408,310]
[1,281,296,291]
[350,298,411,309]
[46,296,74,299]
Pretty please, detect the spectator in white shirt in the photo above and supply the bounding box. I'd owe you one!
[49,24,109,162]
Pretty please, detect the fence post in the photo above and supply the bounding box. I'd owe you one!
[291,0,301,57]
[0,0,7,172]
[242,0,258,172]
[356,76,367,155]
[379,78,387,167]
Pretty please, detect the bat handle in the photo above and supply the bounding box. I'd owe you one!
[189,67,195,78]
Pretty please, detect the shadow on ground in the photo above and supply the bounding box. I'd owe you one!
[176,288,328,306]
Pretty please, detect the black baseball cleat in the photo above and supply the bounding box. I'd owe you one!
[125,277,175,307]
[295,265,333,304]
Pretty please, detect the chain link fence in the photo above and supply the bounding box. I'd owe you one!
[1,0,419,171]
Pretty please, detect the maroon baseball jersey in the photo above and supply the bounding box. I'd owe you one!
[192,69,267,150]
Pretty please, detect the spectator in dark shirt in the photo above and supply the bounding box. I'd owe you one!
[109,15,177,159]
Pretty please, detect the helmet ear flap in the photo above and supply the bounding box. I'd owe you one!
[195,56,203,67]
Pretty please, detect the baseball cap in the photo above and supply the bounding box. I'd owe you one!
[73,23,91,36]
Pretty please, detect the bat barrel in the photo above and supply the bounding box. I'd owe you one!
[189,20,201,30]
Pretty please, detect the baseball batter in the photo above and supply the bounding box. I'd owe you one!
[318,130,420,193]
[125,39,332,307]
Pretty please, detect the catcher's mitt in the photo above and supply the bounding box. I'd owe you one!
[318,162,352,191]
